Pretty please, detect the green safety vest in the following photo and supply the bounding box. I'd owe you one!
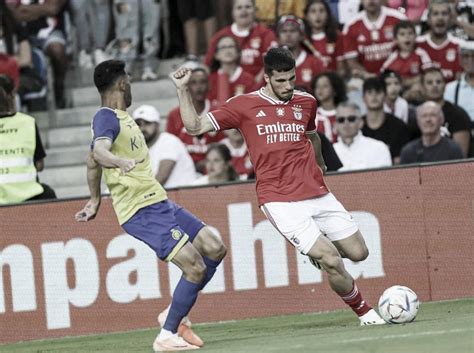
[0,112,43,204]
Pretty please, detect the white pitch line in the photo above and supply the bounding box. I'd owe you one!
[340,328,474,344]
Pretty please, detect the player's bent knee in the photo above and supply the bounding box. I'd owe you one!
[349,246,369,262]
[320,253,343,273]
[183,256,207,283]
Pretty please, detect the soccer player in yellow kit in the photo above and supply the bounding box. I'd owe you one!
[76,60,226,351]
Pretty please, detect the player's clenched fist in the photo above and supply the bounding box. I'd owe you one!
[118,158,137,174]
[170,67,192,88]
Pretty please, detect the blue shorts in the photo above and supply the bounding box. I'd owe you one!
[122,200,205,261]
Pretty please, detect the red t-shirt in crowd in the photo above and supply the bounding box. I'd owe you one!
[342,6,406,73]
[221,137,253,177]
[207,66,258,107]
[206,88,329,205]
[205,23,278,78]
[381,47,432,78]
[309,32,344,71]
[294,50,326,92]
[315,107,338,143]
[166,100,226,163]
[416,34,462,82]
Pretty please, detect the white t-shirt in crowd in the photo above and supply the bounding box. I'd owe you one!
[384,96,409,124]
[148,132,197,188]
[334,132,392,171]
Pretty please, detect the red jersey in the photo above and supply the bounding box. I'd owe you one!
[221,138,253,177]
[205,23,278,77]
[295,50,326,92]
[207,67,257,107]
[381,47,432,78]
[309,32,344,71]
[416,34,462,82]
[342,6,406,73]
[206,88,329,205]
[315,107,338,143]
[166,100,226,163]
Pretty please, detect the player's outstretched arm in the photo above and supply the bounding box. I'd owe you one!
[75,152,102,222]
[169,67,215,136]
[93,139,140,174]
[307,132,328,174]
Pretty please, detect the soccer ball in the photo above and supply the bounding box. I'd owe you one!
[378,285,420,324]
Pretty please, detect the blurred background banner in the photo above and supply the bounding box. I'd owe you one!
[1,162,473,344]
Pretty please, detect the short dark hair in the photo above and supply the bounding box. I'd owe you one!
[264,47,295,76]
[94,60,126,93]
[0,74,15,95]
[311,71,347,105]
[394,20,416,37]
[421,66,444,83]
[363,77,386,94]
[380,69,402,83]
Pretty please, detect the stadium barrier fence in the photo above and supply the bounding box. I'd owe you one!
[1,162,473,344]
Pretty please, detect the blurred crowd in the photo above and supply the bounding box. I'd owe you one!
[1,0,474,204]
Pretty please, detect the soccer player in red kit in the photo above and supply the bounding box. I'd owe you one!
[171,47,386,326]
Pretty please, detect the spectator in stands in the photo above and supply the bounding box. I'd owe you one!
[111,0,160,81]
[193,144,239,185]
[342,0,406,78]
[361,77,411,164]
[0,74,56,204]
[0,3,46,108]
[221,129,253,179]
[304,0,345,76]
[276,15,325,92]
[444,40,474,121]
[204,0,277,83]
[70,0,111,69]
[208,35,256,107]
[400,101,464,164]
[387,0,428,22]
[177,0,216,60]
[8,0,69,108]
[450,0,474,41]
[421,66,471,157]
[166,67,225,174]
[255,0,305,27]
[380,70,411,124]
[334,101,392,171]
[381,20,431,98]
[417,0,462,82]
[312,71,347,143]
[133,105,196,189]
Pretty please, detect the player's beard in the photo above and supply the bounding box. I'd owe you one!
[269,81,293,102]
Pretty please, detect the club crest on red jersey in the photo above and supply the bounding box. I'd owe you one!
[292,105,303,120]
[446,49,456,62]
[251,37,261,49]
[276,107,285,117]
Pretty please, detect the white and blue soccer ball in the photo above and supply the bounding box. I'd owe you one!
[378,285,420,324]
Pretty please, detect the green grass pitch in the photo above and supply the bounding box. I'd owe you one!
[2,298,473,353]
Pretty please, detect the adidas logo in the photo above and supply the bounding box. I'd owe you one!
[256,110,266,118]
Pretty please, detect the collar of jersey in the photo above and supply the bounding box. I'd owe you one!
[258,87,292,105]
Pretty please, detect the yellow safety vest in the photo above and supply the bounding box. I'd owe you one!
[0,112,43,204]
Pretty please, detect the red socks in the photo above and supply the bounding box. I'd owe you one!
[339,281,371,317]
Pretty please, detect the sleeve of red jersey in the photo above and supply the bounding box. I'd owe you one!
[262,27,278,52]
[342,24,358,59]
[165,109,180,136]
[335,34,345,62]
[206,96,242,131]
